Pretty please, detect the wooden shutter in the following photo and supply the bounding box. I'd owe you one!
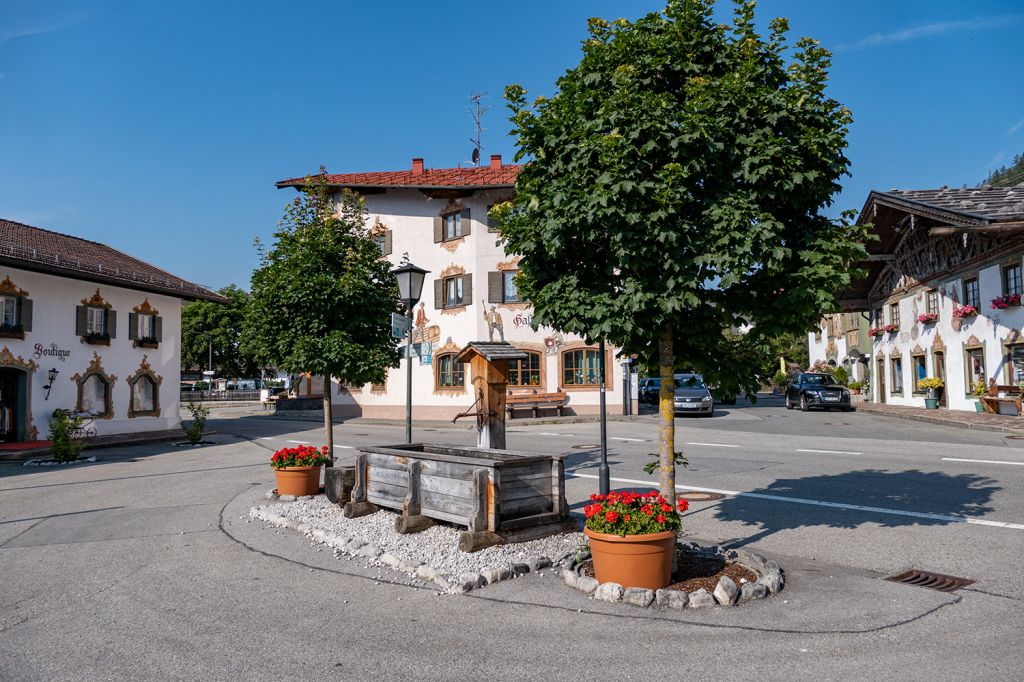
[106,309,117,338]
[462,274,473,305]
[434,279,443,310]
[75,305,88,336]
[19,298,33,332]
[433,217,443,243]
[383,230,393,256]
[488,272,502,303]
[461,207,471,237]
[128,313,138,340]
[154,315,163,342]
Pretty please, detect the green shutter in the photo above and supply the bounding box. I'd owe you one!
[76,306,88,336]
[106,309,117,338]
[488,272,502,303]
[20,298,32,332]
[434,279,443,310]
[154,315,163,342]
[128,313,138,340]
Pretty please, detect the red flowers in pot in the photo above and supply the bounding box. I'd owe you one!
[271,445,331,496]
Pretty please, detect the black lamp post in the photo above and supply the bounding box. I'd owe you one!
[393,261,429,444]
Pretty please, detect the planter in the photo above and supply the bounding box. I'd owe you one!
[925,398,939,409]
[584,527,677,590]
[974,401,985,413]
[274,465,322,496]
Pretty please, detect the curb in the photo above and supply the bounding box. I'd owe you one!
[853,404,1024,434]
[0,429,217,462]
[258,413,651,429]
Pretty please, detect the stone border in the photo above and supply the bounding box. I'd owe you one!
[249,504,558,594]
[561,542,784,609]
[22,455,98,467]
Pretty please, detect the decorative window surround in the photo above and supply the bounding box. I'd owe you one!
[559,342,615,392]
[72,352,116,419]
[127,355,162,418]
[0,275,32,339]
[77,289,115,346]
[432,339,466,395]
[129,299,162,349]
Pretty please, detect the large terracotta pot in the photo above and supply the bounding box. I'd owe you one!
[584,527,677,590]
[274,465,322,496]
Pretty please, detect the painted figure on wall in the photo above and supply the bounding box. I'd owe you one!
[483,303,504,343]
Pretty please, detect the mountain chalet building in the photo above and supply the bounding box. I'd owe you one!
[276,156,631,419]
[809,185,1024,412]
[0,219,225,444]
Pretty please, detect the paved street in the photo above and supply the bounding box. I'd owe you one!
[2,398,1022,680]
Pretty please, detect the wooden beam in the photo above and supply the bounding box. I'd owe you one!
[866,254,896,262]
[929,221,1024,236]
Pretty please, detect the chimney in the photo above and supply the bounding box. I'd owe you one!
[411,158,424,176]
[489,154,502,170]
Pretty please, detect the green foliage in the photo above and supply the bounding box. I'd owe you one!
[984,152,1024,188]
[192,380,209,390]
[848,380,862,390]
[184,401,210,445]
[773,370,788,388]
[182,284,259,378]
[243,169,401,386]
[48,410,85,463]
[496,0,870,402]
[643,450,688,476]
[832,365,848,385]
[583,490,684,537]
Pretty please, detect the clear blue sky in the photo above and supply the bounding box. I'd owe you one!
[1,0,1022,291]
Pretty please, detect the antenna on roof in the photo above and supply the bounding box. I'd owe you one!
[467,92,491,166]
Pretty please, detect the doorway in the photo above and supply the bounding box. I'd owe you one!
[934,351,947,407]
[876,359,886,403]
[0,367,28,442]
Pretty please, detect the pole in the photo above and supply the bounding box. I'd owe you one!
[598,339,609,495]
[405,304,414,444]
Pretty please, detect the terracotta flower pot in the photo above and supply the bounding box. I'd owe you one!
[584,527,677,590]
[274,465,322,496]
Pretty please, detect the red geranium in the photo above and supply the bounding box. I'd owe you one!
[584,489,684,537]
[269,444,332,470]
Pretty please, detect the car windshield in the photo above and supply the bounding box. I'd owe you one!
[675,375,706,389]
[801,374,831,386]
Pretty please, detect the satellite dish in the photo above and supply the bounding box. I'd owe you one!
[471,148,480,164]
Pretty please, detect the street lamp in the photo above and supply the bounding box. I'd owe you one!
[392,261,429,444]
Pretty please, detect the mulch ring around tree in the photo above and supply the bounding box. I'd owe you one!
[580,550,757,593]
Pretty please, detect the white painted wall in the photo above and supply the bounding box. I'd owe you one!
[0,265,182,439]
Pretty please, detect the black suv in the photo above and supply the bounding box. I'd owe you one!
[785,373,852,412]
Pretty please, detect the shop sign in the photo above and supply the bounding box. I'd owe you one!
[33,342,71,362]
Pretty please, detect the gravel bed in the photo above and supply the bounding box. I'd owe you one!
[23,456,98,467]
[249,496,584,593]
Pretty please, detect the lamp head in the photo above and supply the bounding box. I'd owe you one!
[392,261,429,309]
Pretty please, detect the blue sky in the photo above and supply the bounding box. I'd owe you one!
[1,0,1022,291]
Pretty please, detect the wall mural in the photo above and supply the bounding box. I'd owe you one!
[544,332,564,355]
[412,301,440,365]
[483,304,504,342]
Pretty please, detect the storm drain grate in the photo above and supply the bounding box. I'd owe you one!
[678,491,726,502]
[885,570,975,592]
[571,444,601,450]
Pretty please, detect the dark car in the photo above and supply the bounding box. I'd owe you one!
[639,378,662,404]
[785,373,852,412]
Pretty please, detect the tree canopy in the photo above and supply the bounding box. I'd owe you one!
[181,284,258,378]
[984,152,1024,188]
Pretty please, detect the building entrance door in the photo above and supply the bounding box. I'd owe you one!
[0,368,28,442]
[934,351,946,407]
[876,359,886,403]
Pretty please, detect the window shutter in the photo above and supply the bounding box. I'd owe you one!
[128,313,138,340]
[107,309,117,338]
[434,279,443,310]
[20,298,32,332]
[488,272,502,303]
[462,273,473,304]
[433,217,443,243]
[76,305,88,336]
[154,315,163,342]
[383,230,393,256]
[461,207,471,237]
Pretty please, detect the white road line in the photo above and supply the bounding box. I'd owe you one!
[258,437,274,441]
[685,442,738,448]
[537,432,568,437]
[335,445,354,450]
[943,457,1024,467]
[796,448,863,455]
[568,472,1024,531]
[286,440,309,444]
[611,437,647,443]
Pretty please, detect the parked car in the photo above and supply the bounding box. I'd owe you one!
[639,377,662,404]
[785,373,852,412]
[673,373,714,417]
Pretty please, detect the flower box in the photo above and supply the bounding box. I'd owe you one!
[82,333,111,346]
[883,324,899,334]
[916,313,939,325]
[869,327,885,337]
[952,305,978,320]
[0,324,25,340]
[991,293,1022,310]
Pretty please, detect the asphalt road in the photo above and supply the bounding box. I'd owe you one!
[1,398,1021,680]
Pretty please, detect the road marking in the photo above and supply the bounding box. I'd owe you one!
[286,440,310,444]
[258,437,274,441]
[943,457,1024,467]
[685,442,738,448]
[335,445,354,450]
[796,448,863,455]
[537,432,568,437]
[611,437,647,443]
[568,472,1024,531]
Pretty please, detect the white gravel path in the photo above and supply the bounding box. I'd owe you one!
[249,496,585,593]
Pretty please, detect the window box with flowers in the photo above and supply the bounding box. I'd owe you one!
[583,490,688,590]
[869,327,885,338]
[0,322,25,340]
[270,445,331,496]
[916,312,939,325]
[991,293,1022,309]
[951,304,978,331]
[883,324,899,334]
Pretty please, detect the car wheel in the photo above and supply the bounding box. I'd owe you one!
[785,396,793,410]
[800,394,809,412]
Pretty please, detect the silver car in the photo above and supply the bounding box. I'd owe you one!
[673,373,714,417]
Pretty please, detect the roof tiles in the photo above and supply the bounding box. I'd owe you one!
[276,164,522,190]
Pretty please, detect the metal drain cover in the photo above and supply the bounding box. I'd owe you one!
[571,444,601,450]
[885,570,975,592]
[678,491,726,502]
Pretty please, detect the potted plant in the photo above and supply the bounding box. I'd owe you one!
[848,381,862,395]
[916,312,939,325]
[952,304,978,331]
[991,293,1021,310]
[918,377,943,409]
[583,490,687,590]
[271,445,331,496]
[972,380,988,413]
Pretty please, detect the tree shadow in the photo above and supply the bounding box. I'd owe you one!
[711,468,1000,547]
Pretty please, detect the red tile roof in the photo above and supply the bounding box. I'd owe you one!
[0,218,227,303]
[276,163,522,190]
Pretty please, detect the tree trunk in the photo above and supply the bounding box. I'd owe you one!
[323,375,334,466]
[657,323,676,506]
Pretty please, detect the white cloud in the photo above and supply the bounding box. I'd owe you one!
[837,14,1024,51]
[0,16,82,45]
[1009,118,1024,136]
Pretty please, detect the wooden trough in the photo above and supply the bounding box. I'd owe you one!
[342,443,576,552]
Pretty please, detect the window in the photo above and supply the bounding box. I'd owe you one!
[963,278,980,309]
[1008,345,1024,388]
[890,356,903,394]
[965,347,986,392]
[444,276,464,308]
[563,348,601,387]
[373,233,386,254]
[1005,264,1023,296]
[435,353,465,388]
[873,308,883,327]
[80,374,110,416]
[889,303,900,327]
[443,212,462,240]
[927,290,939,316]
[131,375,157,414]
[1,296,15,327]
[434,274,472,310]
[508,351,541,386]
[137,314,154,340]
[86,307,106,335]
[912,355,927,393]
[502,271,519,303]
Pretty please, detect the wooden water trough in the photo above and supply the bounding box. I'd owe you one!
[342,443,576,552]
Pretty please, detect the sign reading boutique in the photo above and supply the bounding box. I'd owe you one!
[33,343,71,362]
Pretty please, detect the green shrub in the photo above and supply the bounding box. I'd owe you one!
[773,370,788,388]
[848,381,862,390]
[832,366,848,385]
[49,410,85,463]
[184,401,210,445]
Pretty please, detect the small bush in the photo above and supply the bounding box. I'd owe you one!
[848,381,863,391]
[49,410,85,463]
[832,366,848,385]
[773,370,788,388]
[184,401,210,444]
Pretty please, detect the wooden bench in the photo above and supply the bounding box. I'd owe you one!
[980,385,1023,416]
[506,390,568,418]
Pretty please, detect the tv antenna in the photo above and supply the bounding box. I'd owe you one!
[467,92,491,166]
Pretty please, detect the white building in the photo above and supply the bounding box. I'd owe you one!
[276,156,630,419]
[0,219,225,443]
[809,186,1024,411]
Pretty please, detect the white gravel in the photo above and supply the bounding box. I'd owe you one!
[249,496,585,592]
[23,456,98,467]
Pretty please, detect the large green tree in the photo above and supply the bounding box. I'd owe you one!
[243,170,401,456]
[497,0,869,503]
[181,284,258,378]
[985,152,1024,188]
